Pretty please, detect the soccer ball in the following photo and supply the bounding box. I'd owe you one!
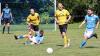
[46,48,53,54]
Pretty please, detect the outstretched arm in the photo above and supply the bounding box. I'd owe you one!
[96,19,100,29]
[79,20,86,28]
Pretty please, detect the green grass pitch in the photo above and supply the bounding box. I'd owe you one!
[0,23,100,56]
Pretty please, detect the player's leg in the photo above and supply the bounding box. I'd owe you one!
[80,29,93,48]
[29,24,38,35]
[62,32,68,48]
[89,33,98,39]
[64,24,70,47]
[59,25,69,48]
[28,24,34,34]
[2,19,6,34]
[34,25,39,36]
[86,28,97,39]
[59,25,64,38]
[6,19,11,34]
[80,35,88,48]
[7,23,10,34]
[14,34,31,40]
[2,24,6,34]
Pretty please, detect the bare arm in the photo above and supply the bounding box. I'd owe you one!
[10,12,12,19]
[55,16,59,24]
[1,12,3,19]
[79,20,86,28]
[96,19,100,29]
[37,15,40,24]
[10,12,13,22]
[27,16,31,25]
[66,15,71,23]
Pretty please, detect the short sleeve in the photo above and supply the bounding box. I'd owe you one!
[36,13,39,17]
[66,10,70,16]
[27,15,30,22]
[55,11,57,17]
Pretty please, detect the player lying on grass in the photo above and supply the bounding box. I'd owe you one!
[79,8,100,48]
[14,30,44,45]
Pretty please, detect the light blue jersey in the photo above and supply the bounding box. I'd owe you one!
[17,31,44,44]
[80,14,99,48]
[85,15,99,29]
[35,32,44,43]
[3,8,11,19]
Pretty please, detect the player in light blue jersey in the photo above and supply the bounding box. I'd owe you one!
[79,8,100,48]
[14,30,44,45]
[1,4,12,34]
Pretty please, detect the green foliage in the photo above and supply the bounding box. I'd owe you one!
[57,0,100,22]
[2,0,100,23]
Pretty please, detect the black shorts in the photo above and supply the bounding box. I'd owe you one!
[30,24,39,31]
[58,24,68,34]
[3,18,11,24]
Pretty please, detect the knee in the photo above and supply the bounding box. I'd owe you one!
[62,32,66,36]
[83,36,88,40]
[7,23,10,27]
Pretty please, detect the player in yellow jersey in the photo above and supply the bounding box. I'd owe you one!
[27,8,40,35]
[55,3,71,48]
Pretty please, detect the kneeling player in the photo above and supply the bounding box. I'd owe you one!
[14,30,44,45]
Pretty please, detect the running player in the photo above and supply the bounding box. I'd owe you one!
[55,3,71,48]
[79,8,100,48]
[27,8,40,35]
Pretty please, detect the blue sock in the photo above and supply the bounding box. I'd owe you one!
[18,35,24,39]
[80,40,87,48]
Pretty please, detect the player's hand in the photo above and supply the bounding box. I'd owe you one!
[65,21,68,24]
[56,21,59,24]
[28,23,32,25]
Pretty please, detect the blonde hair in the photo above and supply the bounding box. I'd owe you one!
[58,3,64,8]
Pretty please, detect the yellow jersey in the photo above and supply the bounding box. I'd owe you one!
[55,9,70,25]
[27,13,40,25]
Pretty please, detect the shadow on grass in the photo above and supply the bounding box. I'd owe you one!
[85,46,99,48]
[56,45,64,47]
[1,33,14,34]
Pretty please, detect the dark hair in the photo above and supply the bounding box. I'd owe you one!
[88,8,94,11]
[40,30,44,36]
